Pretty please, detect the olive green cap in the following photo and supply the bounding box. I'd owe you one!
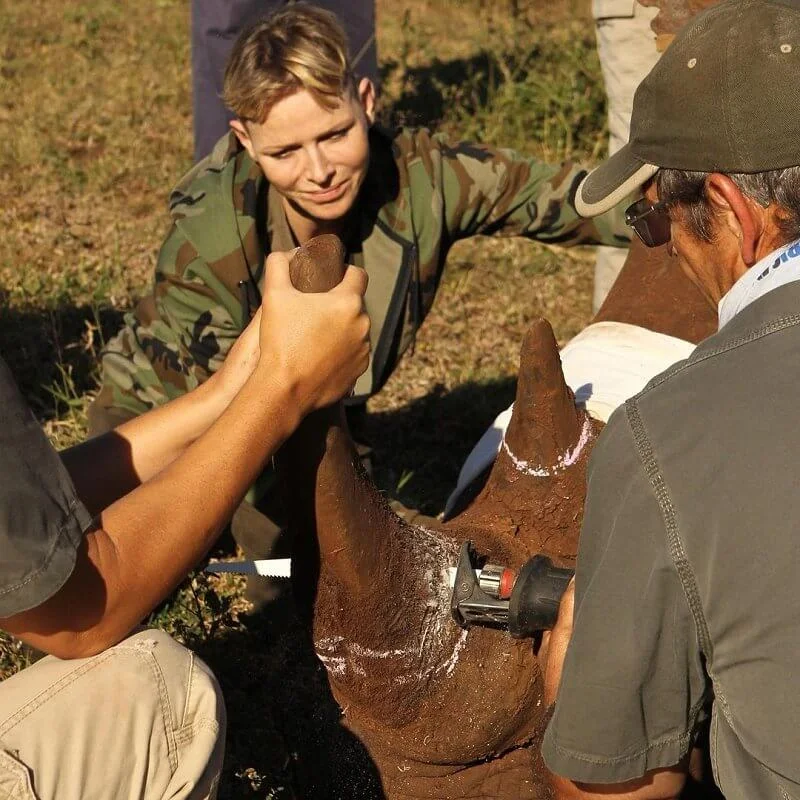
[577,0,800,217]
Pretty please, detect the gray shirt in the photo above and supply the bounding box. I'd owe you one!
[542,280,800,798]
[0,356,91,618]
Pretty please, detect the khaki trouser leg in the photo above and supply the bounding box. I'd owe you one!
[0,629,225,800]
[592,1,660,312]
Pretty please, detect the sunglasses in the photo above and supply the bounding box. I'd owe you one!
[625,197,671,248]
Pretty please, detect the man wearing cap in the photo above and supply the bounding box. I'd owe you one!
[540,1,800,798]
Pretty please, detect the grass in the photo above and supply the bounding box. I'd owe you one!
[0,0,607,794]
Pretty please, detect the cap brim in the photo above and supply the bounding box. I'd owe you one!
[575,144,659,217]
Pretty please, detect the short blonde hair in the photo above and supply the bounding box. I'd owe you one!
[223,4,355,123]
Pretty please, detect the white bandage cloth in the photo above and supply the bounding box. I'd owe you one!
[443,322,695,516]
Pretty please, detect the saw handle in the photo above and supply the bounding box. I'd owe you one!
[508,556,574,637]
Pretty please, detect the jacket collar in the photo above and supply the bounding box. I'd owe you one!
[718,238,800,330]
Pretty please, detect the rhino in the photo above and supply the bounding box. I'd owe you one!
[268,235,716,799]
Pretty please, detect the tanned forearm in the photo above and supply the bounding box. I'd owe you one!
[61,373,238,517]
[62,315,261,516]
[2,255,369,659]
[5,362,299,658]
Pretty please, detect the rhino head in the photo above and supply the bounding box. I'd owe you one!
[275,235,715,798]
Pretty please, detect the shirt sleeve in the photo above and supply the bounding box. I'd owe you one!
[93,222,241,426]
[541,403,709,784]
[433,135,632,247]
[0,357,93,618]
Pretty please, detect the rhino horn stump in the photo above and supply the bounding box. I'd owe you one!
[503,318,583,471]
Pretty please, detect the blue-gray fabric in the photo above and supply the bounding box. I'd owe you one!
[543,280,800,797]
[0,358,92,618]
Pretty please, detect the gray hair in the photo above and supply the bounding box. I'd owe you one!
[656,167,800,243]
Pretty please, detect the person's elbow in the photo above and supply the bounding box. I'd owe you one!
[1,609,127,661]
[0,533,131,661]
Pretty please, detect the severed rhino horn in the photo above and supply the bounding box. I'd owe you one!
[280,235,405,621]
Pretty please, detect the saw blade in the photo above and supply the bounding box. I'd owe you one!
[205,558,291,578]
[446,566,482,589]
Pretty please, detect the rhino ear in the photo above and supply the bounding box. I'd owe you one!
[503,318,583,470]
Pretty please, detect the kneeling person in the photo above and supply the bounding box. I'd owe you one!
[542,1,800,798]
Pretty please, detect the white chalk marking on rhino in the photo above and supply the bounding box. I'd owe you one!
[350,643,414,660]
[317,653,348,677]
[501,415,593,477]
[411,526,468,680]
[316,636,345,650]
[316,638,413,679]
[313,525,467,684]
[318,636,412,660]
[441,629,469,677]
[317,640,417,680]
[445,322,695,517]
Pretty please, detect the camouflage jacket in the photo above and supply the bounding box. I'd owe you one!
[91,126,631,428]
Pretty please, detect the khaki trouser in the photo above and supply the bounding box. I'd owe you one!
[0,629,225,799]
[592,1,660,312]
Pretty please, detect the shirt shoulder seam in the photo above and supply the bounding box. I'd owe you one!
[641,313,800,397]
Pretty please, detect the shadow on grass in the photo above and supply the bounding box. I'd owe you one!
[381,52,495,128]
[0,294,517,516]
[194,595,386,800]
[0,301,124,417]
[379,22,606,161]
[368,376,518,515]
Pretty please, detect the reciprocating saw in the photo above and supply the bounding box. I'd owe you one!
[449,540,573,637]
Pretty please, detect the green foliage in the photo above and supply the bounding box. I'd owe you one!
[443,31,607,163]
[383,1,607,163]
